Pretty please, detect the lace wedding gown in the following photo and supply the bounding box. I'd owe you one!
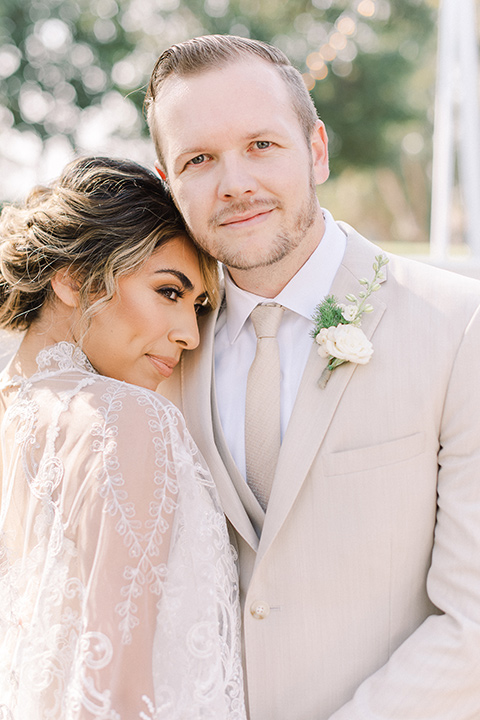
[0,342,246,720]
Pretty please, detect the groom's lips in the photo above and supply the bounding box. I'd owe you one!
[146,354,177,379]
[219,206,275,227]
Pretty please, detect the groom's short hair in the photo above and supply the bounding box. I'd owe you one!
[145,34,319,167]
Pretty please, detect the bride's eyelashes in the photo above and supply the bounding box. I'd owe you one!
[156,285,185,301]
[155,282,208,315]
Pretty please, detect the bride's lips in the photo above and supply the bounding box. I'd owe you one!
[146,355,178,379]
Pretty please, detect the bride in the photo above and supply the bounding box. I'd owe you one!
[0,157,246,719]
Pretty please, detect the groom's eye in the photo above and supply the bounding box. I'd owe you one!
[189,154,206,165]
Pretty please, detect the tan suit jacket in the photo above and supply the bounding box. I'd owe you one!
[161,225,480,719]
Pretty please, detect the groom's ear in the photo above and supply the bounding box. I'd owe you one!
[311,120,330,186]
[155,163,167,181]
[51,268,81,308]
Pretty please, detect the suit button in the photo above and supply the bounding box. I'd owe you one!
[250,600,270,620]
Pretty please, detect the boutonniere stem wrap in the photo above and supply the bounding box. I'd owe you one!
[312,254,389,388]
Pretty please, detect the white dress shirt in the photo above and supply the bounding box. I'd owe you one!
[214,209,346,478]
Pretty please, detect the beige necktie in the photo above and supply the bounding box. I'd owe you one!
[245,303,285,510]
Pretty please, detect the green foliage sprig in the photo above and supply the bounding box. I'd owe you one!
[311,254,389,388]
[311,254,389,338]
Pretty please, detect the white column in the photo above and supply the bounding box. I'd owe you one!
[430,0,480,259]
[458,0,480,255]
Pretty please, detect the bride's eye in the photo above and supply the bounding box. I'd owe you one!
[157,286,184,301]
[195,295,210,316]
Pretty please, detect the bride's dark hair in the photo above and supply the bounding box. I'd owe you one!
[0,156,219,331]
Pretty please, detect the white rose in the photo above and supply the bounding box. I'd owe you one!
[339,303,358,322]
[316,324,373,364]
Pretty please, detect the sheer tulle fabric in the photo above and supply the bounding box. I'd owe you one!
[0,342,245,719]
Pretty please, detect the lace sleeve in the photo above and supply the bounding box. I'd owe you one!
[0,373,244,720]
[71,381,244,719]
[69,382,179,718]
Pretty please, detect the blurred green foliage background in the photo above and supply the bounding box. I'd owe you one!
[0,0,438,245]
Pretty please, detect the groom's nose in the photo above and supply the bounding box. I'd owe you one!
[217,153,259,200]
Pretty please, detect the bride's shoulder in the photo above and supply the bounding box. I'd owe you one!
[69,372,185,429]
[44,374,195,468]
[88,374,184,425]
[32,341,185,427]
[75,376,200,474]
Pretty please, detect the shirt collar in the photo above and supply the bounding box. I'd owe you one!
[222,209,347,344]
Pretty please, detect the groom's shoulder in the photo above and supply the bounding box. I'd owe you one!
[340,222,480,312]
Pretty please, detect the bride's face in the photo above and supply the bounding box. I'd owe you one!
[82,235,207,391]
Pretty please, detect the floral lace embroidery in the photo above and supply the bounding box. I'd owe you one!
[36,341,96,374]
[92,382,176,644]
[0,342,245,719]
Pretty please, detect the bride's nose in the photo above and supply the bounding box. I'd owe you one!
[168,306,200,350]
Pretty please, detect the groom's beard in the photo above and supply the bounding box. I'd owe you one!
[180,173,319,272]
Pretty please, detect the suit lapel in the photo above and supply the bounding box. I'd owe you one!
[181,301,260,551]
[258,229,388,559]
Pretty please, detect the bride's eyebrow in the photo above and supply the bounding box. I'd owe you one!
[153,269,193,291]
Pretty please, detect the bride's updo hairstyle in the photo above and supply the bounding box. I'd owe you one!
[0,156,219,331]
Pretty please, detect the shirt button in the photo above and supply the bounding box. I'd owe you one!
[250,600,270,620]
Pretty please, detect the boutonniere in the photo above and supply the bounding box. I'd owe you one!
[312,254,389,388]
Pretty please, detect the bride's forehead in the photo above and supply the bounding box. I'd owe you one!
[125,238,202,283]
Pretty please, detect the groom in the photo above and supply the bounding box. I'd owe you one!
[145,35,480,719]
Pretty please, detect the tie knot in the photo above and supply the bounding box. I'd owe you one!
[250,303,285,339]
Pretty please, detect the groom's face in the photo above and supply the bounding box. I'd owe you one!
[151,58,329,274]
